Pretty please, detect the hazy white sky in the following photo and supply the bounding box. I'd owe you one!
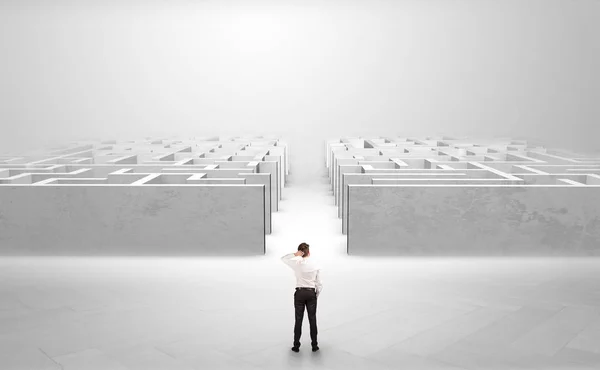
[1,0,598,179]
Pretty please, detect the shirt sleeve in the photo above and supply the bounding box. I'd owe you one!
[315,269,323,297]
[281,253,300,269]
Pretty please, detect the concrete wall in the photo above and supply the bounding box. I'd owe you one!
[240,173,272,234]
[258,162,279,211]
[0,185,265,255]
[339,171,519,234]
[347,185,600,256]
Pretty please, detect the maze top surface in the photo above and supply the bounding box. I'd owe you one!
[327,136,600,186]
[0,136,288,186]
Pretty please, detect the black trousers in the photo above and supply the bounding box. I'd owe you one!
[293,288,318,347]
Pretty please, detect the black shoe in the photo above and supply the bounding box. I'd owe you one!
[291,346,300,353]
[312,345,320,352]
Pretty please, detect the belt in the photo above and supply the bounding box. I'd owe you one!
[296,287,315,291]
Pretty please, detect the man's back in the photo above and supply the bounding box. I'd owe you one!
[281,253,323,296]
[294,261,320,288]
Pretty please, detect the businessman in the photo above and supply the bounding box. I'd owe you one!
[281,242,323,353]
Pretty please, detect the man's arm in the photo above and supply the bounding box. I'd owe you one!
[281,252,303,268]
[315,269,323,298]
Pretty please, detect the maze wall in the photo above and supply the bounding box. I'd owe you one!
[0,136,288,255]
[327,136,600,256]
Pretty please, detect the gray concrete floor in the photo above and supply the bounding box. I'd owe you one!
[1,178,600,369]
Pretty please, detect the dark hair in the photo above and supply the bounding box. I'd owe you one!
[298,242,310,256]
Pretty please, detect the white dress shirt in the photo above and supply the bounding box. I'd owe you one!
[281,253,323,297]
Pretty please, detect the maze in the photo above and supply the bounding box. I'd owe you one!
[327,136,600,256]
[0,136,288,255]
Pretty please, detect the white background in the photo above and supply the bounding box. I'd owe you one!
[1,0,598,183]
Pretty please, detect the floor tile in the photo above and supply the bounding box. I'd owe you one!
[53,348,130,370]
[380,306,511,356]
[510,306,600,356]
